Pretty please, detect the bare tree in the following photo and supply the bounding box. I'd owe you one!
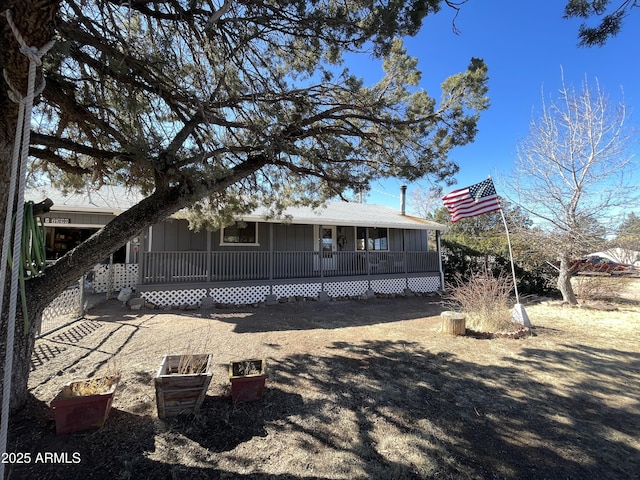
[510,75,637,304]
[409,185,443,218]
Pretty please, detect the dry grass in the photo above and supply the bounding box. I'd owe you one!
[59,358,120,398]
[445,271,515,332]
[175,354,210,375]
[231,359,265,377]
[572,274,624,302]
[61,375,119,398]
[173,326,214,375]
[12,281,640,480]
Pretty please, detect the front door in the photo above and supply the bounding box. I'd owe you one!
[315,225,336,271]
[321,226,336,254]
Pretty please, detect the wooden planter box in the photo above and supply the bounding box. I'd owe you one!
[229,359,268,404]
[50,377,119,435]
[154,354,213,418]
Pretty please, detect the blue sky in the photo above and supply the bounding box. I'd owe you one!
[353,1,640,211]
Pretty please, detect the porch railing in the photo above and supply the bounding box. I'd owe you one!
[142,251,209,283]
[141,250,440,284]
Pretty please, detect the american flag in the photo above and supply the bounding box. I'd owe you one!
[442,178,501,223]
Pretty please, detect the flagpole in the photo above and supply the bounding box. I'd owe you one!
[497,197,530,327]
[442,175,530,327]
[499,206,520,304]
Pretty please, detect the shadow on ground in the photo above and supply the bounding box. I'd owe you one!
[72,295,447,335]
[197,295,446,333]
[10,335,640,479]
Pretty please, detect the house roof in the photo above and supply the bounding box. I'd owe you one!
[25,185,449,231]
[244,201,449,231]
[25,185,145,215]
[586,248,640,266]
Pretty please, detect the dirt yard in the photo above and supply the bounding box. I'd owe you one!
[8,278,640,479]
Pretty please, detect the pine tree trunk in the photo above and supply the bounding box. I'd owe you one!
[0,135,43,412]
[1,0,61,413]
[0,299,42,412]
[0,1,269,412]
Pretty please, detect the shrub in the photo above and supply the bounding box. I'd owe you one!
[445,271,515,332]
[572,275,619,302]
[441,239,559,297]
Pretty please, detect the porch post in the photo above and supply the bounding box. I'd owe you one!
[402,229,408,290]
[436,230,445,291]
[138,227,147,285]
[269,223,274,295]
[319,225,324,282]
[206,229,212,282]
[365,248,371,290]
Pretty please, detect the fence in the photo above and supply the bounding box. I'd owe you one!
[38,263,138,337]
[91,263,139,294]
[39,283,84,337]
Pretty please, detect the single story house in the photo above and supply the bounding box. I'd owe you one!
[25,185,143,293]
[26,185,143,263]
[26,186,449,306]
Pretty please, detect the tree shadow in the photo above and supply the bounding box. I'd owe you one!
[507,343,640,441]
[203,295,446,333]
[8,395,156,480]
[13,338,640,479]
[164,388,305,453]
[30,313,160,392]
[267,339,640,479]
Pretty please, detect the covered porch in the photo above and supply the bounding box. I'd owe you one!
[135,199,447,306]
[139,250,441,284]
[136,249,444,307]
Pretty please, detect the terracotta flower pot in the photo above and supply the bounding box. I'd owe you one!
[229,359,268,404]
[50,376,119,435]
[154,353,213,418]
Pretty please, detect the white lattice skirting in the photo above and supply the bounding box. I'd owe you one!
[273,283,322,299]
[409,276,441,292]
[40,286,81,335]
[324,280,368,297]
[92,264,139,293]
[210,285,270,305]
[140,289,208,307]
[370,278,406,294]
[138,276,440,307]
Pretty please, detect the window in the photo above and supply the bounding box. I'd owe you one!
[369,228,388,250]
[221,222,259,245]
[356,227,388,251]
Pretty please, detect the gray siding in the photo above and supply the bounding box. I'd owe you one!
[273,224,314,251]
[403,229,429,251]
[389,229,403,251]
[149,219,433,253]
[151,219,206,251]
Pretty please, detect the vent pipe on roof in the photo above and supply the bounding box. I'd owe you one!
[400,185,407,215]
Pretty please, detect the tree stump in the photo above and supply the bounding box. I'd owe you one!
[441,311,466,336]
